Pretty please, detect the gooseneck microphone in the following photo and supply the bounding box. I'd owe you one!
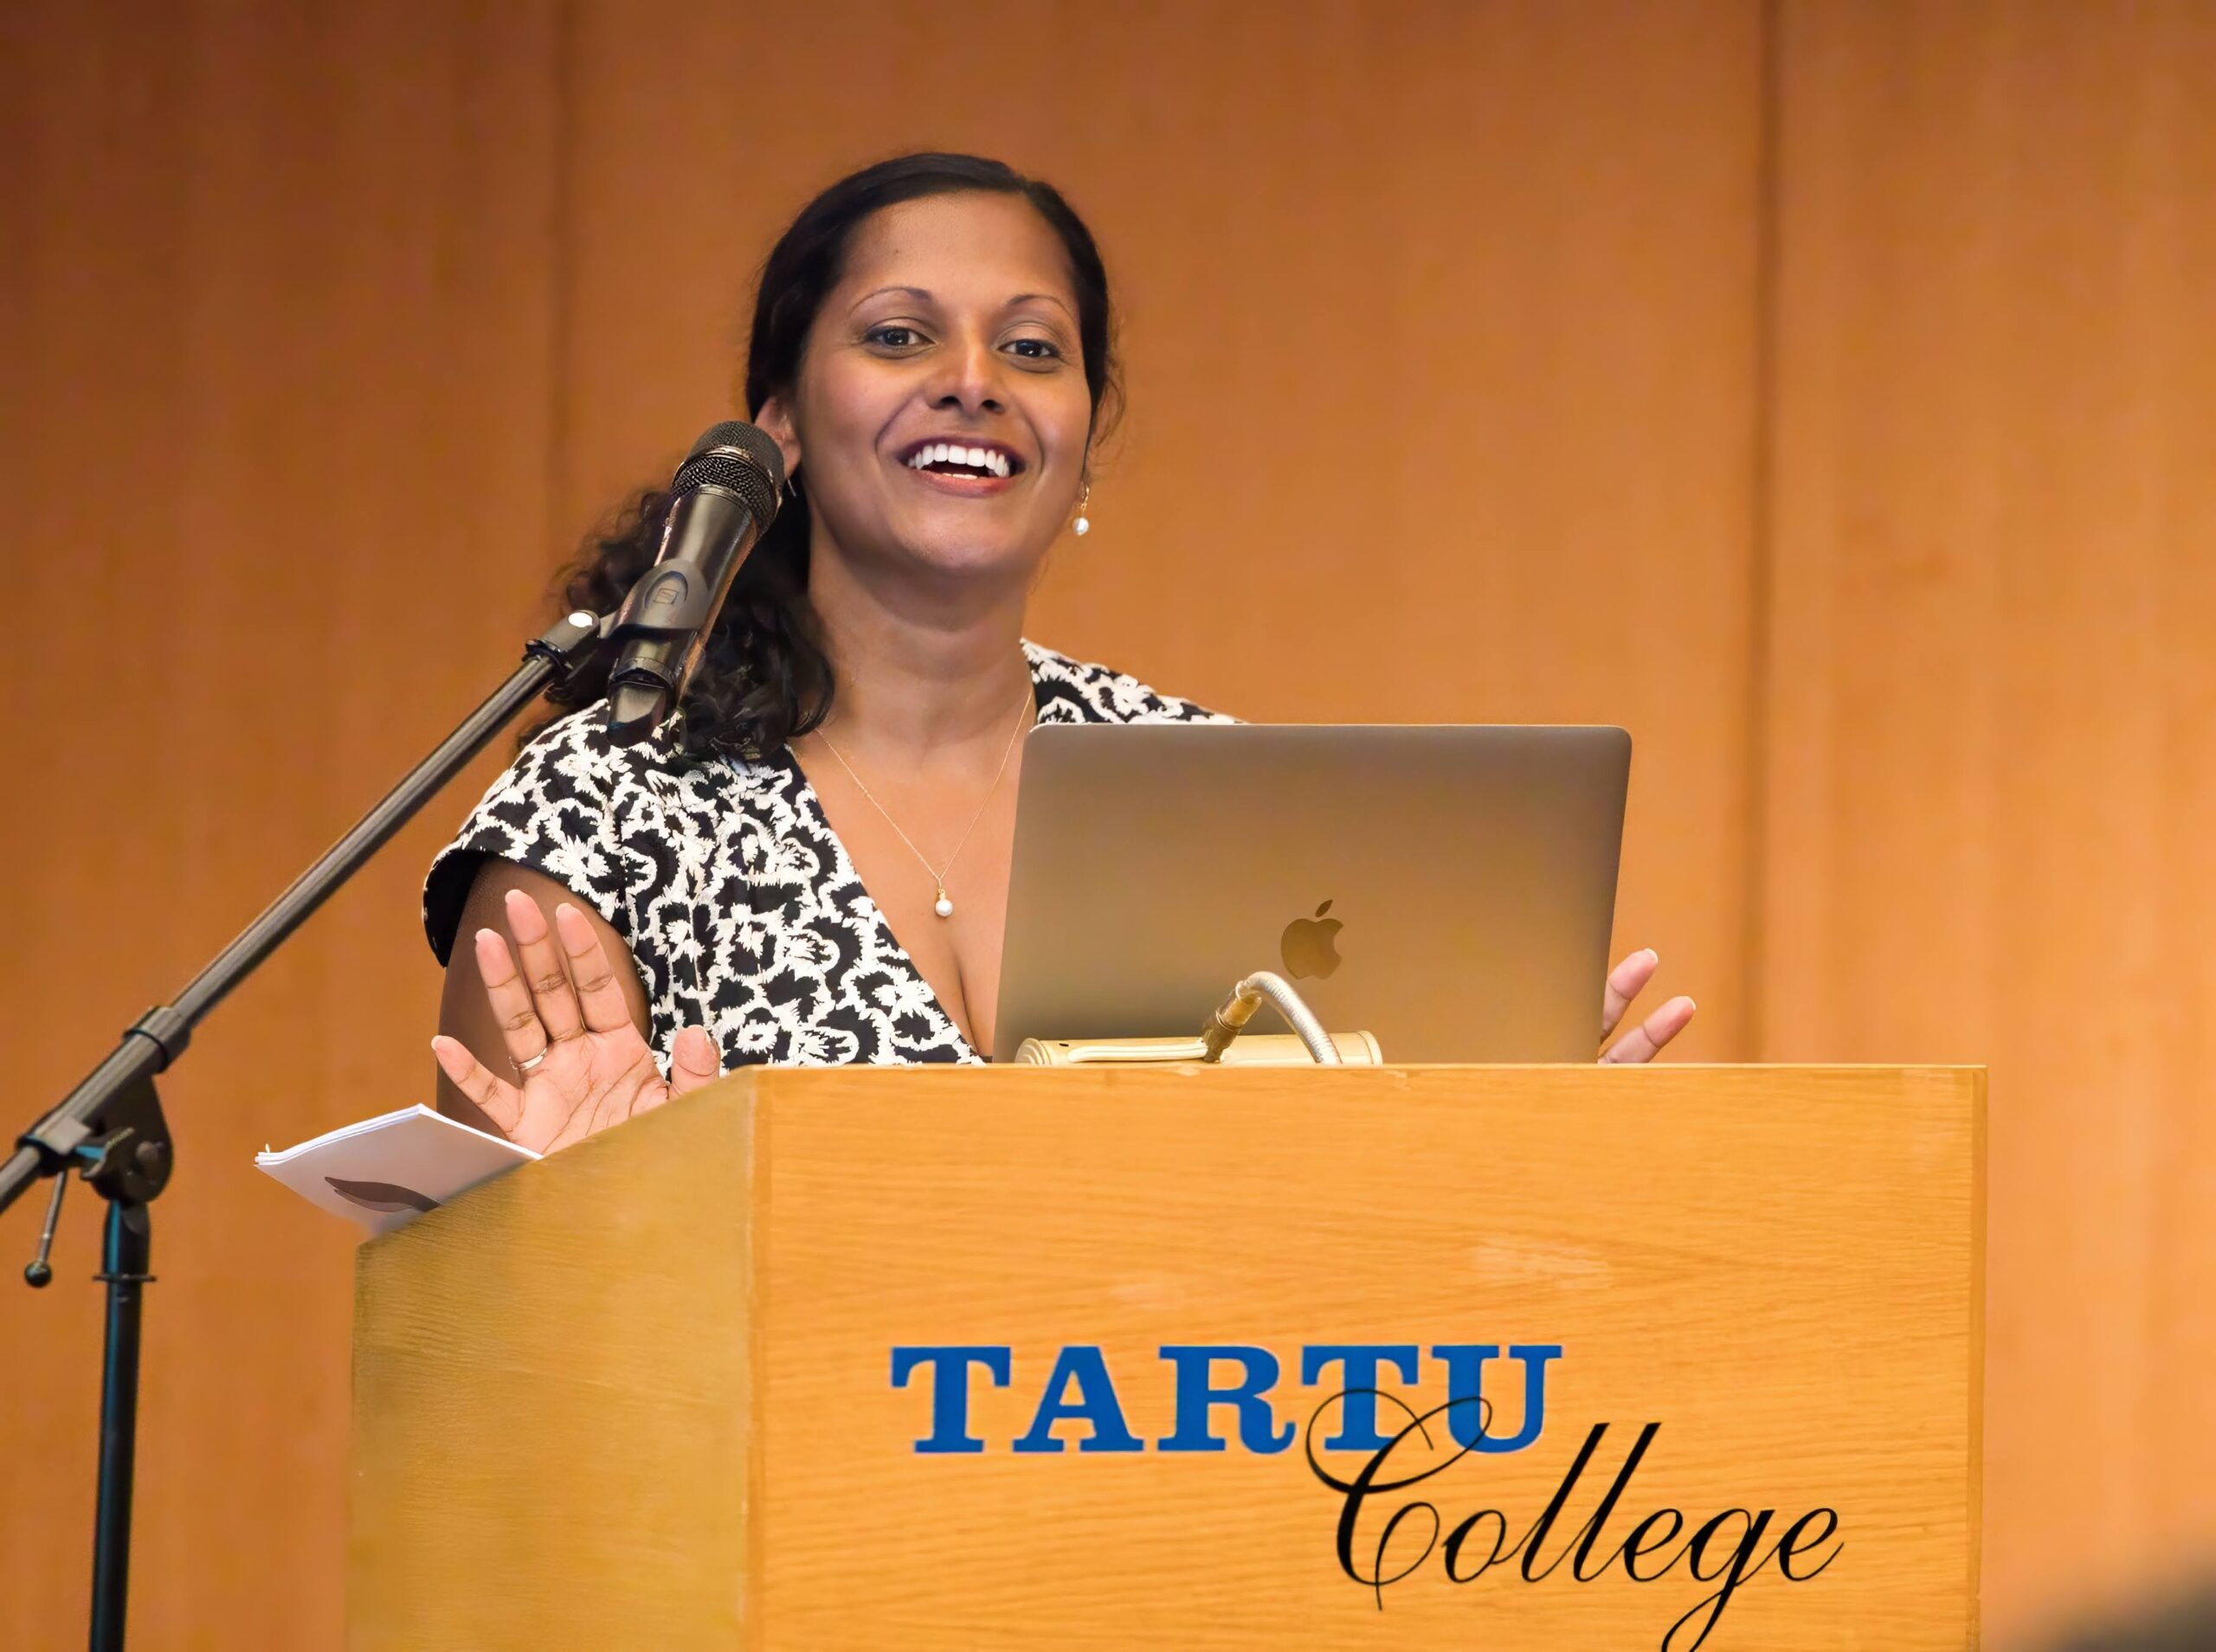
[604,420,787,745]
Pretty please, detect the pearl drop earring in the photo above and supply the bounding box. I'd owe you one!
[1073,481,1091,537]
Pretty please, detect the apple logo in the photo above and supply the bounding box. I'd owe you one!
[1279,899,1344,980]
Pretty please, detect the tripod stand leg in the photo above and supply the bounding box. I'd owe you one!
[89,1200,151,1652]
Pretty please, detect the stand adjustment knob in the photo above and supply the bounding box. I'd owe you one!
[23,1169,67,1288]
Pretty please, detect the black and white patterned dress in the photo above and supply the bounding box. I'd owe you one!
[424,641,1225,1067]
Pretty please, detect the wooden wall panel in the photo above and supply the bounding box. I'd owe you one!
[553,0,1765,1059]
[1762,1,2216,1640]
[0,3,562,1644]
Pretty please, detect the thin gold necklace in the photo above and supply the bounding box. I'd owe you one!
[810,680,1034,920]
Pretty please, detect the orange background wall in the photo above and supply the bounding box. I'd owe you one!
[2,1,2209,1644]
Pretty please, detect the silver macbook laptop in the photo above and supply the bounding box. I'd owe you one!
[991,724,1631,1064]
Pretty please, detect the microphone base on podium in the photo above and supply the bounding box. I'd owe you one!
[1011,1030,1382,1065]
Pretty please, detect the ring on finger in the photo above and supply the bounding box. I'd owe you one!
[514,1045,550,1074]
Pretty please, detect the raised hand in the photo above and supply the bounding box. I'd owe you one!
[1599,948,1696,1064]
[430,887,723,1154]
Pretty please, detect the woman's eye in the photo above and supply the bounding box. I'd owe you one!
[866,325,926,349]
[1006,337,1061,361]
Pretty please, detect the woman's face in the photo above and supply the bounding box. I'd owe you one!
[757,191,1094,589]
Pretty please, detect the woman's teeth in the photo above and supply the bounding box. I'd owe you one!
[906,443,1013,479]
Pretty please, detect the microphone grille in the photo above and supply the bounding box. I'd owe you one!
[673,420,785,521]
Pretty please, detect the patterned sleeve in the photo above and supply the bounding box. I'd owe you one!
[1027,643,1240,726]
[422,707,644,967]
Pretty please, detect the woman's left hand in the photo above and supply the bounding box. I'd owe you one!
[1599,948,1695,1063]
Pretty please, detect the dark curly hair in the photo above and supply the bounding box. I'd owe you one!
[541,152,1119,761]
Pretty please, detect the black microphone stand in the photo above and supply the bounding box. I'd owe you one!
[3,604,616,1652]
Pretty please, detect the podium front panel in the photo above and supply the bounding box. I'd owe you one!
[751,1064,1978,1649]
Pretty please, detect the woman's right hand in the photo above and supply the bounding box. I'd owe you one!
[430,887,723,1155]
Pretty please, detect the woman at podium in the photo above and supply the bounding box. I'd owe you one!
[422,153,1695,1154]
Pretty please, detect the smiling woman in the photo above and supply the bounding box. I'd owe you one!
[421,153,1693,1155]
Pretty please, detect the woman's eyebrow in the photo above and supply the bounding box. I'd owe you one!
[850,284,933,312]
[848,285,1073,318]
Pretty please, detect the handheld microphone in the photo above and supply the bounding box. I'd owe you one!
[603,420,787,745]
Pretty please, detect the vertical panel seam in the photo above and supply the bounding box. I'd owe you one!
[544,0,576,577]
[1741,0,1785,1060]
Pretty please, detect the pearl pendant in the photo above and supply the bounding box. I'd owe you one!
[1073,515,1090,537]
[934,889,954,919]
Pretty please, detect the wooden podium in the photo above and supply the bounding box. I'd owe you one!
[348,1064,1982,1649]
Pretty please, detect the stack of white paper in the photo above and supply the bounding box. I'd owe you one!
[254,1106,538,1237]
